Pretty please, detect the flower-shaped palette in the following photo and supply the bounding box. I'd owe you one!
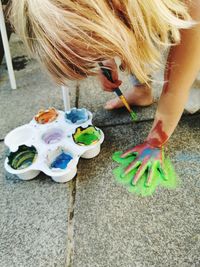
[4,108,104,183]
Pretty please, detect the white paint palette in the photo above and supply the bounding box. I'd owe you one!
[4,108,104,183]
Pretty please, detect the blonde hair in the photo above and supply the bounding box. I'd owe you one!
[9,0,193,84]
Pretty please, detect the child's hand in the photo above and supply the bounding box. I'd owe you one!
[121,142,166,186]
[98,59,122,92]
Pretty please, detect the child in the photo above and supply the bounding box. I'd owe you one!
[9,0,200,184]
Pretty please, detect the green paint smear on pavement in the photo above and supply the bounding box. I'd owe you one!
[112,151,179,197]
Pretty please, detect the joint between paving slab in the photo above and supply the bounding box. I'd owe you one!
[75,81,80,109]
[97,111,200,129]
[65,176,77,267]
[98,117,154,129]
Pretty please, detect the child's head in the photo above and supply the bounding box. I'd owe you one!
[9,0,193,84]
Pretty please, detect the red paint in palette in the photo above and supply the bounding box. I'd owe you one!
[147,120,168,148]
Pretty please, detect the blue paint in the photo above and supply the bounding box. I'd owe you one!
[140,147,160,159]
[51,152,73,169]
[65,108,89,124]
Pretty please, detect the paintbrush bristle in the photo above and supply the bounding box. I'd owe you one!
[130,111,137,121]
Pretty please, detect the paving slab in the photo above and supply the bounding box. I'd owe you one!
[0,34,77,139]
[73,114,200,267]
[0,142,70,267]
[0,67,77,139]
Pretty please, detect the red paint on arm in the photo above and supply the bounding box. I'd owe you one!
[146,120,168,148]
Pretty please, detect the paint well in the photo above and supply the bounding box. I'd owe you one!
[73,126,101,146]
[8,145,37,170]
[5,125,34,150]
[35,108,58,124]
[42,128,64,144]
[51,152,73,170]
[65,108,89,124]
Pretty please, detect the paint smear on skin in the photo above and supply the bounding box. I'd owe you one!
[42,129,64,144]
[35,108,58,124]
[112,151,178,197]
[65,108,89,124]
[8,145,37,170]
[73,126,101,146]
[51,152,73,170]
[147,120,168,147]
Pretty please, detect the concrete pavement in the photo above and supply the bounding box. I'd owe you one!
[0,34,200,267]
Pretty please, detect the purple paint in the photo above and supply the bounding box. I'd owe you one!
[42,129,64,144]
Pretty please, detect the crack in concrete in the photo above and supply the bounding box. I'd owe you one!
[65,81,80,267]
[97,112,200,129]
[65,178,77,267]
[75,81,80,109]
[97,118,154,129]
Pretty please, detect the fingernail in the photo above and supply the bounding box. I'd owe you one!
[132,180,136,186]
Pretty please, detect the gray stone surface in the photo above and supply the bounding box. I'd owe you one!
[73,114,200,267]
[0,34,77,139]
[0,142,69,267]
[1,32,200,267]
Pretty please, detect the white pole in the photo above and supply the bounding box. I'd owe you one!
[0,2,16,90]
[61,86,71,111]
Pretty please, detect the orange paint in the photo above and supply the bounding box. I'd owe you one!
[35,108,59,124]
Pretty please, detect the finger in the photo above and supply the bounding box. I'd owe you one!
[158,161,168,181]
[145,161,158,187]
[100,65,118,82]
[121,143,145,158]
[124,159,141,175]
[100,59,118,81]
[132,158,149,185]
[110,67,119,82]
[121,149,138,159]
[98,71,122,91]
[103,80,122,92]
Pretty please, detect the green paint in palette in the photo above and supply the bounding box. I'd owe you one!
[8,145,37,170]
[73,126,101,146]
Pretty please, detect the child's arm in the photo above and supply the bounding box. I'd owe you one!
[122,1,200,184]
[147,0,200,147]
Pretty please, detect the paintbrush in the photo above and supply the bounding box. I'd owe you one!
[99,62,137,121]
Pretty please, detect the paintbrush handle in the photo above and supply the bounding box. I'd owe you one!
[99,62,137,121]
[99,63,123,94]
[99,62,114,82]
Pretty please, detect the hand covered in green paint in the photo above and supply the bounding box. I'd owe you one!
[121,142,166,186]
